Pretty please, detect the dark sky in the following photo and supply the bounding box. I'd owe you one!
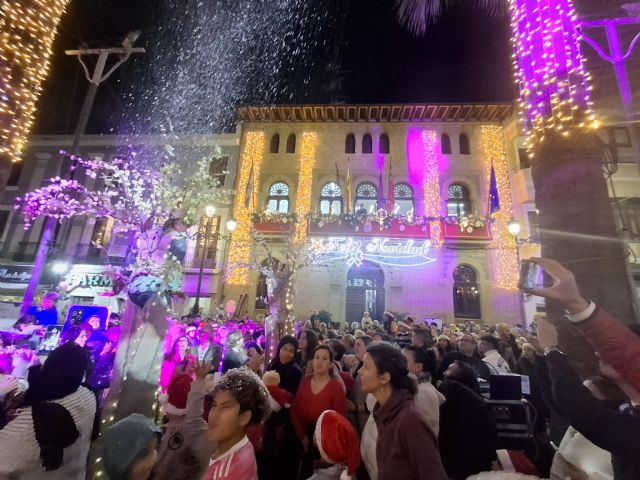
[32,0,631,135]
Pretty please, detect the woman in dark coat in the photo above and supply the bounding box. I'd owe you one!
[258,336,304,480]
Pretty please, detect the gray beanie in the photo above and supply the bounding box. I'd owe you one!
[102,413,161,480]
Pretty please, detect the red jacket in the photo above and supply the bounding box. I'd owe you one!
[291,375,346,440]
[575,306,640,392]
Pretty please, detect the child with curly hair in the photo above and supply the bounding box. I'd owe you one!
[204,368,271,480]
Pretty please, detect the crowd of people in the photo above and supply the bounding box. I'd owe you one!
[0,257,639,480]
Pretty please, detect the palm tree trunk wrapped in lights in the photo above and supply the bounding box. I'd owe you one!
[395,0,638,373]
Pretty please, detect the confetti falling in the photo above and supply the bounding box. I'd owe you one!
[121,0,347,134]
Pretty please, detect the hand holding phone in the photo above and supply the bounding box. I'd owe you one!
[519,257,590,314]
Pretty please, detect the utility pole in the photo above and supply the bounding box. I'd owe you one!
[20,33,144,316]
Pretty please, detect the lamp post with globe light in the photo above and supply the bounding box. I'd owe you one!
[192,207,238,315]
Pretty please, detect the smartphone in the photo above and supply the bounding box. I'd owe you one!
[518,260,542,290]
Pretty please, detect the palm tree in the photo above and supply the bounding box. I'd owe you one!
[395,0,637,372]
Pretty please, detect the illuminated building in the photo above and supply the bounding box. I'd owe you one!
[226,103,525,326]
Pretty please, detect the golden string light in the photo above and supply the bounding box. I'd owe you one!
[293,132,318,244]
[227,131,266,285]
[0,0,70,163]
[481,125,518,290]
[421,129,442,247]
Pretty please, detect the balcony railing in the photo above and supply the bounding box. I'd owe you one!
[253,212,492,242]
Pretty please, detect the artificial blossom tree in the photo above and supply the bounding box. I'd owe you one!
[17,147,230,419]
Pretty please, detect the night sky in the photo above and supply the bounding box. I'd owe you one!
[32,0,632,135]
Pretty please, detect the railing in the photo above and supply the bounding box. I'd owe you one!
[253,213,493,242]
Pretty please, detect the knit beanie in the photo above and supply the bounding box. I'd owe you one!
[314,410,361,480]
[103,414,161,480]
[158,373,193,416]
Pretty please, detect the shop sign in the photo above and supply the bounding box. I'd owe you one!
[65,264,114,297]
[0,264,34,289]
[309,237,436,267]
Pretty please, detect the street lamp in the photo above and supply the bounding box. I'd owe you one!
[51,260,70,275]
[507,218,521,238]
[192,206,217,315]
[226,217,237,232]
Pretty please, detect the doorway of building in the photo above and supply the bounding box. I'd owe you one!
[346,262,385,325]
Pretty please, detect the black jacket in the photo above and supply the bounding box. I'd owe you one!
[435,351,491,382]
[438,380,497,480]
[546,350,640,480]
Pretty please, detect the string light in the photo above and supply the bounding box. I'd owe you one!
[481,125,518,290]
[421,130,442,247]
[508,0,598,150]
[293,132,318,245]
[227,131,266,285]
[0,0,70,163]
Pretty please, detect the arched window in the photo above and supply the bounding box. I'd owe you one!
[345,133,356,154]
[393,182,414,215]
[453,264,481,319]
[447,183,472,217]
[266,181,290,213]
[362,133,372,154]
[355,181,378,213]
[286,133,296,153]
[270,134,280,153]
[459,133,471,155]
[379,134,390,154]
[319,182,343,215]
[255,258,281,309]
[441,133,452,155]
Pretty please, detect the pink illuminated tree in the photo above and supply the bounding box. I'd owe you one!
[396,0,637,371]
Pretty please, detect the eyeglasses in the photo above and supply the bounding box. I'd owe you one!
[460,338,474,343]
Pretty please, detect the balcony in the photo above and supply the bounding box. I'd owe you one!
[253,212,493,243]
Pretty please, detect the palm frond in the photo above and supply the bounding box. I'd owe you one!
[394,0,507,37]
[394,0,442,37]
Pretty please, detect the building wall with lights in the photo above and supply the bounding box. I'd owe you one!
[0,133,240,317]
[226,104,523,326]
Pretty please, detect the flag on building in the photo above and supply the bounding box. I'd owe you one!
[387,158,395,214]
[346,160,353,214]
[378,168,386,210]
[488,163,500,216]
[245,160,255,209]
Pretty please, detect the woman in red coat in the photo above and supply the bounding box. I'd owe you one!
[291,344,346,478]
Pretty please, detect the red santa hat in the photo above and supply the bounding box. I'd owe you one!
[314,410,361,480]
[496,450,539,476]
[158,373,193,416]
[265,384,292,412]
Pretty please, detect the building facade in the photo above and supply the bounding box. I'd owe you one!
[225,104,524,326]
[0,133,240,321]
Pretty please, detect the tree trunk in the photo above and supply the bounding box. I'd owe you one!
[532,131,637,374]
[104,295,169,421]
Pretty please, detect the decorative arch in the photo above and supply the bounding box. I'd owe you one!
[286,133,296,153]
[355,181,378,213]
[270,133,280,153]
[345,133,356,154]
[447,182,472,217]
[362,133,372,154]
[393,182,414,215]
[379,133,390,154]
[459,133,471,155]
[266,181,290,213]
[319,182,343,215]
[346,262,385,325]
[453,264,481,319]
[441,133,452,155]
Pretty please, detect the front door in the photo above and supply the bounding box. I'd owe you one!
[346,262,385,325]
